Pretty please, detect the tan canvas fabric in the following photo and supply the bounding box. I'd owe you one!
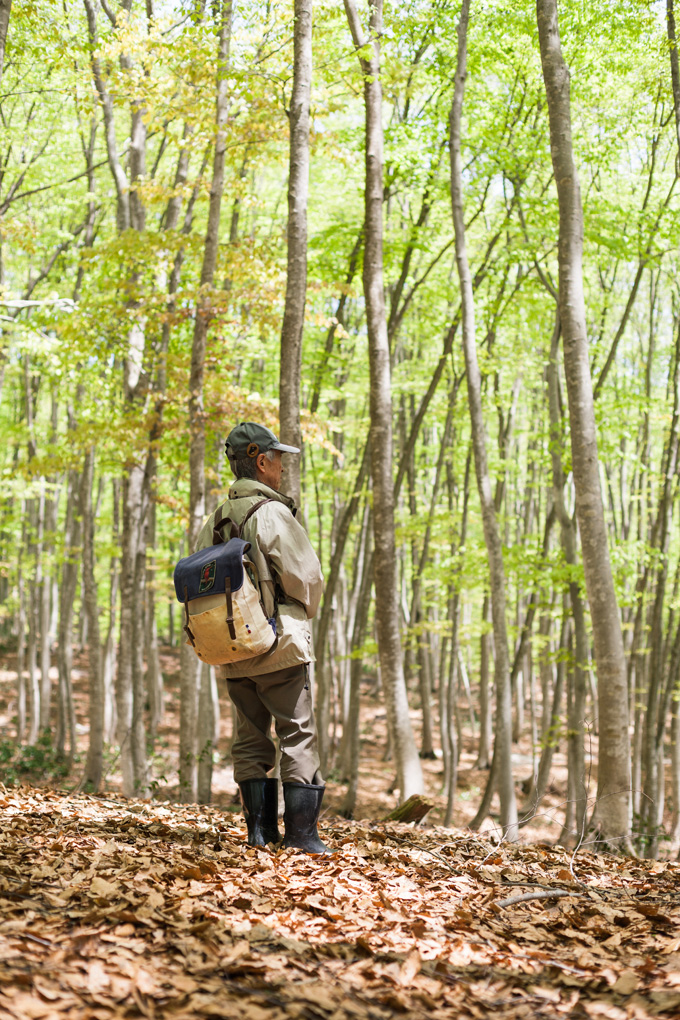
[195,479,324,678]
[185,569,276,665]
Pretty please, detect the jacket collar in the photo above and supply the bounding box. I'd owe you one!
[228,478,296,513]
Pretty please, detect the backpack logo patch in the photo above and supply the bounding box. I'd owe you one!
[198,560,216,593]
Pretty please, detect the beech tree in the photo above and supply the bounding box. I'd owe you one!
[537,0,632,850]
[179,0,233,803]
[343,0,423,801]
[450,0,518,841]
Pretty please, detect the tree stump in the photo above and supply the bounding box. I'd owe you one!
[383,794,435,824]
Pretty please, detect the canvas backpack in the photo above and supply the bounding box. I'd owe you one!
[173,500,276,666]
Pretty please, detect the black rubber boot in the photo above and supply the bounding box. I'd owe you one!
[238,778,281,847]
[282,782,334,855]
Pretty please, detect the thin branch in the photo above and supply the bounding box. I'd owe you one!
[0,157,111,215]
[496,888,578,908]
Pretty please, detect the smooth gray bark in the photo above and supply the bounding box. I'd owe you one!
[56,464,80,765]
[279,0,312,504]
[0,0,11,88]
[80,447,104,792]
[537,0,631,848]
[85,0,149,796]
[344,0,423,801]
[640,321,680,854]
[339,515,372,818]
[475,594,492,770]
[546,320,588,844]
[16,566,26,742]
[449,0,518,839]
[179,1,232,803]
[197,663,215,804]
[102,479,120,745]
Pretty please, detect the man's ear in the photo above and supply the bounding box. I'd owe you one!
[255,453,267,474]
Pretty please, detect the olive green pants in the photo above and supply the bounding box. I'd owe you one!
[226,663,321,784]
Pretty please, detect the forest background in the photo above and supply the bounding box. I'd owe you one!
[1,0,680,861]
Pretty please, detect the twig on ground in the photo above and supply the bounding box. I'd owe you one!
[496,888,579,908]
[19,932,54,947]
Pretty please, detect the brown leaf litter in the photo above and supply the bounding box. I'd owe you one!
[0,787,679,1019]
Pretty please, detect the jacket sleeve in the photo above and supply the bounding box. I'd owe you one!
[258,504,324,619]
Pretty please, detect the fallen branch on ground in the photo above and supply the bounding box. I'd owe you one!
[497,888,579,908]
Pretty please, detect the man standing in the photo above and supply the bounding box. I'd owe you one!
[195,422,332,854]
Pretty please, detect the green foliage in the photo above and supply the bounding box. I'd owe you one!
[1,0,679,714]
[0,731,73,786]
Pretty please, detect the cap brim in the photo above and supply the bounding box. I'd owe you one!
[272,442,301,454]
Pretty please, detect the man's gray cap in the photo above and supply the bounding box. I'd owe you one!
[225,422,300,459]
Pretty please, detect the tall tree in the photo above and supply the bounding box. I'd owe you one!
[179,0,233,803]
[536,0,631,849]
[343,0,423,801]
[84,0,149,797]
[279,0,312,505]
[449,0,518,840]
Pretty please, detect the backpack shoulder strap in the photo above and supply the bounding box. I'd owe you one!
[212,498,275,545]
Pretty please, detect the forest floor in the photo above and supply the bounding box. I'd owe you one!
[1,647,680,1017]
[1,786,680,1020]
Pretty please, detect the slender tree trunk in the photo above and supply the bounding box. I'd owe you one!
[26,496,41,745]
[16,563,26,742]
[85,0,150,796]
[179,0,232,803]
[56,465,80,765]
[476,594,493,769]
[0,0,11,88]
[23,358,41,744]
[443,590,460,827]
[197,663,215,804]
[441,446,471,824]
[670,678,680,853]
[449,0,517,839]
[667,0,680,157]
[641,319,680,855]
[117,461,149,797]
[339,518,373,818]
[102,479,120,745]
[344,0,423,802]
[666,0,680,859]
[537,0,631,849]
[538,608,553,741]
[27,607,39,743]
[39,494,53,731]
[39,396,59,731]
[146,498,163,738]
[338,502,370,777]
[80,447,103,792]
[546,320,588,843]
[279,0,312,504]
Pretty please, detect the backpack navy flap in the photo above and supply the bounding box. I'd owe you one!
[174,538,251,603]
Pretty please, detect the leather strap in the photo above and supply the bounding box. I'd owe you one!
[183,585,195,647]
[212,498,275,545]
[225,577,236,639]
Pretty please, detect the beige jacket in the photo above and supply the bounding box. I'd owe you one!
[195,479,324,678]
